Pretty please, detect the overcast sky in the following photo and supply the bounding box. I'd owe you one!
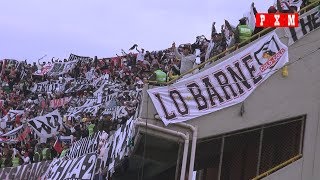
[0,0,273,62]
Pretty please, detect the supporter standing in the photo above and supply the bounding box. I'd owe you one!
[171,42,196,75]
[150,64,167,83]
[235,17,253,44]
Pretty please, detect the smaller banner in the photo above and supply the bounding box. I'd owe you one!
[33,63,53,76]
[68,54,93,62]
[50,97,72,108]
[47,60,78,76]
[32,80,65,93]
[285,6,320,45]
[28,110,63,138]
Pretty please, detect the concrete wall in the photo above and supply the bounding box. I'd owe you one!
[262,159,303,180]
[141,28,320,179]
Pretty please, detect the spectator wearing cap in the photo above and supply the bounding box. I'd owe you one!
[235,17,253,44]
[171,42,196,75]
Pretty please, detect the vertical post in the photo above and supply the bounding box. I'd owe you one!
[299,119,305,154]
[256,128,264,176]
[217,136,225,180]
[175,143,183,180]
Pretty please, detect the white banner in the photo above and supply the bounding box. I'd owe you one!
[47,60,78,76]
[285,6,320,45]
[64,78,91,93]
[68,53,93,62]
[245,4,256,31]
[67,132,101,159]
[0,125,23,137]
[0,160,52,179]
[0,110,24,122]
[32,80,65,93]
[33,63,54,76]
[147,32,289,125]
[99,118,135,172]
[28,110,63,138]
[67,104,101,118]
[45,153,97,180]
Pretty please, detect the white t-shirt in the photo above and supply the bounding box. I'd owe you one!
[136,52,145,62]
[23,156,30,164]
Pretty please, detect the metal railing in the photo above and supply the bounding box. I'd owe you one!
[251,154,302,180]
[148,0,320,86]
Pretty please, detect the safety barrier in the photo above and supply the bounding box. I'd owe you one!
[251,154,302,180]
[148,0,320,85]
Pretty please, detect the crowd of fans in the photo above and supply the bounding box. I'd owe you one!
[0,0,316,170]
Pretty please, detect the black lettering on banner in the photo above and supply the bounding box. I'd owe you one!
[52,160,73,180]
[41,84,46,92]
[312,12,320,29]
[214,71,238,101]
[289,27,298,42]
[36,84,42,93]
[155,93,176,120]
[226,62,252,95]
[169,90,189,116]
[242,55,262,85]
[29,120,52,134]
[46,115,60,128]
[82,154,96,178]
[300,15,314,35]
[202,77,224,107]
[64,154,97,179]
[186,82,208,110]
[47,159,64,179]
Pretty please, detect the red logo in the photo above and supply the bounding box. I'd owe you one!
[256,13,299,27]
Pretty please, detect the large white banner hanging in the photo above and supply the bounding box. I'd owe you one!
[28,110,63,138]
[44,153,97,180]
[285,6,320,46]
[147,32,289,125]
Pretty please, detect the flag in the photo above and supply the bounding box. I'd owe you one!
[129,44,138,50]
[244,4,256,31]
[290,0,302,9]
[53,137,63,153]
[211,22,217,37]
[17,126,31,141]
[1,59,6,78]
[223,20,236,47]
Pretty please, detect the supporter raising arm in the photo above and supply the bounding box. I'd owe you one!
[171,42,196,75]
